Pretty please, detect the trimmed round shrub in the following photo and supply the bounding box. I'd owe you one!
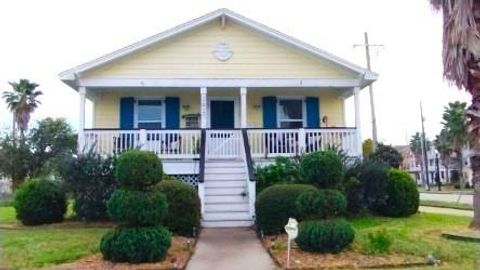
[107,189,168,226]
[296,219,355,253]
[115,150,162,189]
[100,225,171,263]
[256,184,317,235]
[156,180,200,237]
[296,189,346,220]
[14,179,67,225]
[300,151,344,188]
[379,169,419,217]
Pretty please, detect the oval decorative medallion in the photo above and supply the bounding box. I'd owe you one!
[213,42,233,61]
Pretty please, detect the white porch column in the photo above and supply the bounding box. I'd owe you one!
[78,87,86,152]
[240,87,247,128]
[200,87,207,129]
[353,87,362,156]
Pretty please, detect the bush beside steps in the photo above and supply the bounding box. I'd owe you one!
[100,150,171,263]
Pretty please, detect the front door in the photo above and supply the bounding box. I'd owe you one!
[210,100,235,129]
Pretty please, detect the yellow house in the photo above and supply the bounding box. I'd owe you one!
[60,8,377,227]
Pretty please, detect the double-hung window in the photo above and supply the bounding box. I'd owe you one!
[137,100,164,129]
[278,98,304,128]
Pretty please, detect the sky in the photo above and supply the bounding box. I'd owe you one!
[0,0,471,145]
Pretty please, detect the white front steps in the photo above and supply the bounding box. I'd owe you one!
[202,159,253,228]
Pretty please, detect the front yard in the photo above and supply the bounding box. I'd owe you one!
[264,212,480,269]
[0,205,195,270]
[2,204,479,269]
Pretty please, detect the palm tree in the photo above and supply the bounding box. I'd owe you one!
[441,101,468,186]
[434,129,453,183]
[430,0,480,228]
[2,79,43,142]
[410,132,431,184]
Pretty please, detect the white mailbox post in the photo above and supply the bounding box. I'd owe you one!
[284,218,298,268]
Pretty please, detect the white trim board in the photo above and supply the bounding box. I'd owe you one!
[60,8,377,88]
[79,78,366,88]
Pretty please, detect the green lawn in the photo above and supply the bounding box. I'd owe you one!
[350,213,480,269]
[1,227,108,269]
[0,205,16,224]
[0,206,108,269]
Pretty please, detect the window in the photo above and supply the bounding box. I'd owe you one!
[278,99,304,128]
[137,100,163,129]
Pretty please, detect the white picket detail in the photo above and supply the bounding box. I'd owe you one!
[305,129,357,156]
[247,128,358,158]
[247,129,299,158]
[206,130,242,159]
[82,129,201,159]
[83,130,140,155]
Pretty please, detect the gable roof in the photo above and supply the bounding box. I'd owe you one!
[60,8,378,84]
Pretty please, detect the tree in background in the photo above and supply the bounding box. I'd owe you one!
[409,132,431,185]
[434,129,452,183]
[362,139,374,158]
[369,143,403,169]
[2,79,42,142]
[430,0,480,228]
[409,132,431,167]
[441,101,468,187]
[0,118,76,188]
[29,118,77,177]
[0,136,31,189]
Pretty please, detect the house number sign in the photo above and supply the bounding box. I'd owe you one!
[284,218,298,268]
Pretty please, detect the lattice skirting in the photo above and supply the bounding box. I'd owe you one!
[169,174,199,187]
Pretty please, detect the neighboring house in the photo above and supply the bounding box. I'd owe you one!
[395,145,472,186]
[60,9,377,227]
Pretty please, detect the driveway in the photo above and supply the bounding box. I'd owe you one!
[187,228,276,270]
[420,192,473,205]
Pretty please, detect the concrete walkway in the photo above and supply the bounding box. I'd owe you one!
[420,192,473,205]
[419,206,474,217]
[187,228,276,270]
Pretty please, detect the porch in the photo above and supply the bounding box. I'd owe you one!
[77,84,364,162]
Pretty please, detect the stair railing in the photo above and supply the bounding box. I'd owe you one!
[242,129,256,182]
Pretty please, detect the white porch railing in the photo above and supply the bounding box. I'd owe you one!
[247,128,358,158]
[82,128,358,159]
[82,129,201,159]
[205,129,242,159]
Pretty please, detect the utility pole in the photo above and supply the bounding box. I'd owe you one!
[420,101,430,190]
[354,32,383,151]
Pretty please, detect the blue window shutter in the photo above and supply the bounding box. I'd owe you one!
[306,97,320,128]
[120,97,134,129]
[165,97,180,129]
[262,97,277,128]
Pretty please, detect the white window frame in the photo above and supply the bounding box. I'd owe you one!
[134,97,166,129]
[276,97,306,128]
